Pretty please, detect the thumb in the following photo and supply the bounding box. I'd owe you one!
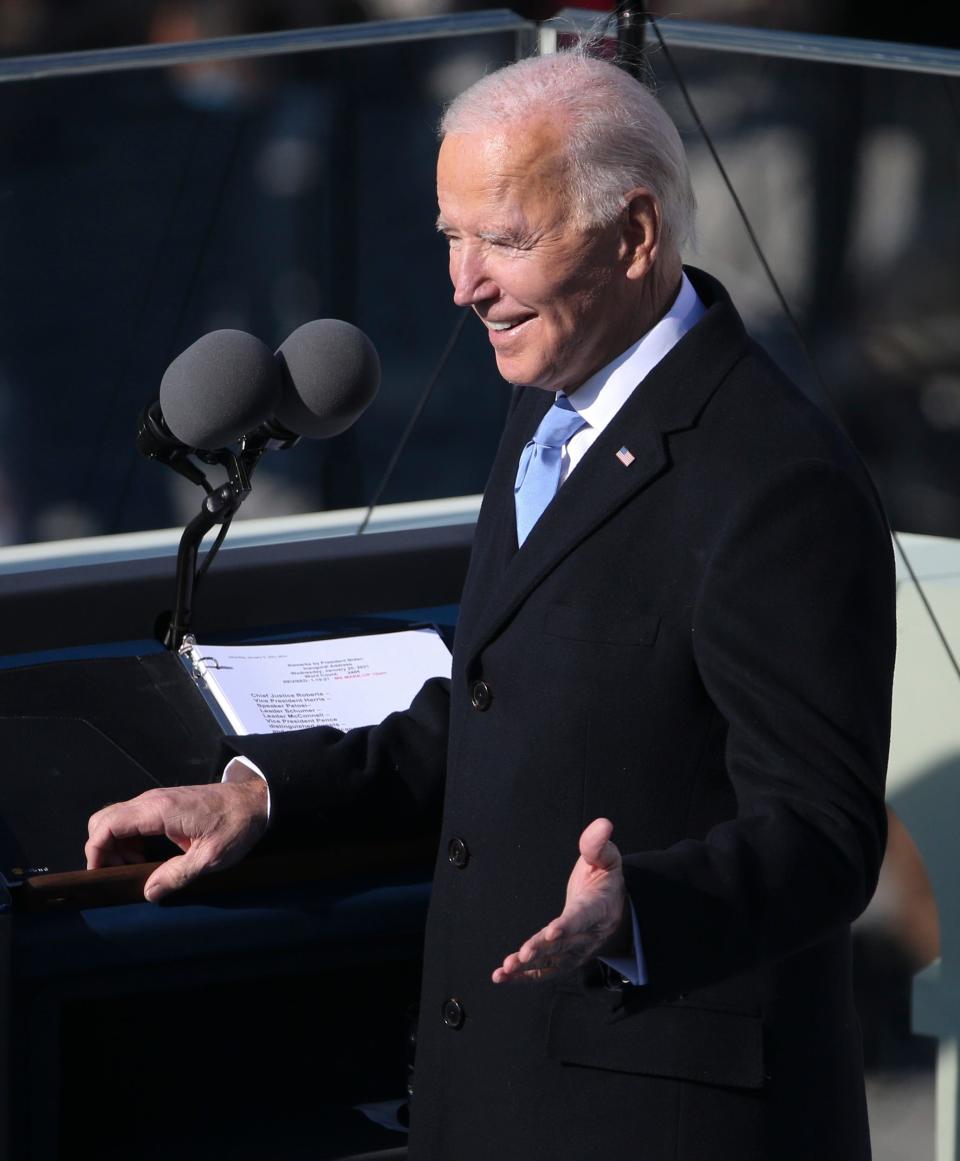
[143,846,211,902]
[579,817,618,869]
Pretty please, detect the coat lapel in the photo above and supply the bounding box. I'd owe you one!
[459,268,749,667]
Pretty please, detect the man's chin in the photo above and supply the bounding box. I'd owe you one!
[494,355,553,392]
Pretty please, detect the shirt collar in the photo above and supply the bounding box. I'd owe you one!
[561,271,706,433]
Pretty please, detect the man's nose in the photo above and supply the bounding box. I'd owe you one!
[451,247,496,307]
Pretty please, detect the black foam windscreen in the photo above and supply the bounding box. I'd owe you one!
[159,329,282,450]
[275,319,380,439]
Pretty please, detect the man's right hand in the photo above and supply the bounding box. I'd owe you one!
[85,779,269,902]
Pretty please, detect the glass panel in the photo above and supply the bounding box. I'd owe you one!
[647,43,960,540]
[0,23,527,546]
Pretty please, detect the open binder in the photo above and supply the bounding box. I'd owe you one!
[178,626,452,736]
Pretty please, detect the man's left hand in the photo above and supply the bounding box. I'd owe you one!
[492,817,627,983]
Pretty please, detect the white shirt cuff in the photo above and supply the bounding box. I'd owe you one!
[222,755,272,821]
[599,899,647,986]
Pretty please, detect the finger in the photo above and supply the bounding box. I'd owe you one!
[493,927,599,983]
[579,817,618,869]
[494,955,553,983]
[118,842,151,866]
[85,805,123,868]
[493,944,581,983]
[84,835,119,869]
[143,844,215,902]
[517,923,567,961]
[86,793,173,868]
[88,793,169,839]
[494,964,549,983]
[86,813,153,867]
[86,827,150,870]
[512,912,604,967]
[494,944,549,981]
[498,951,525,975]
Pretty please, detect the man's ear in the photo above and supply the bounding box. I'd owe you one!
[619,188,661,281]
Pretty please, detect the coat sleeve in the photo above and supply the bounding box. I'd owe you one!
[622,459,896,994]
[221,675,451,835]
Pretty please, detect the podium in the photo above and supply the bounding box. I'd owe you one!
[0,523,471,1161]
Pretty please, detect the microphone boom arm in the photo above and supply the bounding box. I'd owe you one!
[163,449,254,651]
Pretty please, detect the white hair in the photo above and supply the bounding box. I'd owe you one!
[439,51,696,254]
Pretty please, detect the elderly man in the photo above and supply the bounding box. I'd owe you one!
[88,51,896,1161]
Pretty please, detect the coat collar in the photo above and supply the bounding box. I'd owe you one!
[456,268,749,668]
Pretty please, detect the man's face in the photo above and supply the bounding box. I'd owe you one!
[436,120,638,394]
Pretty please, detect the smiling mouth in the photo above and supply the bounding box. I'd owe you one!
[479,314,535,333]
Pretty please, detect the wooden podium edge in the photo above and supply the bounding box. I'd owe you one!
[13,836,437,912]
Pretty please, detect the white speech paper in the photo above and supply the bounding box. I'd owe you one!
[187,627,451,735]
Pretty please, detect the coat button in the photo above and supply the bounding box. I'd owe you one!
[442,997,466,1029]
[470,679,492,711]
[447,837,470,868]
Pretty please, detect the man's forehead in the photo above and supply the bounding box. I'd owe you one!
[436,117,571,205]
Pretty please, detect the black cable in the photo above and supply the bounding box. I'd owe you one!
[892,533,960,686]
[646,13,960,688]
[85,114,207,531]
[355,307,470,535]
[647,17,843,420]
[195,515,233,585]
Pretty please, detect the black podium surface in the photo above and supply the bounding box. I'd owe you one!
[0,653,223,886]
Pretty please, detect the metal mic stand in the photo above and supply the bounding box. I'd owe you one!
[163,446,260,651]
[615,1,647,78]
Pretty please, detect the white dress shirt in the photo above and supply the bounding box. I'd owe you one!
[561,270,706,480]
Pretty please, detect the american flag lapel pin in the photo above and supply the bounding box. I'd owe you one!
[616,446,636,467]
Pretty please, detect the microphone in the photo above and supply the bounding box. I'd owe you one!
[273,318,380,439]
[158,328,282,451]
[140,319,380,472]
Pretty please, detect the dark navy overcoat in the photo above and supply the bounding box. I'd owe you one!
[234,268,896,1161]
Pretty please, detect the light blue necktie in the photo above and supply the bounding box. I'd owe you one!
[514,395,587,546]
